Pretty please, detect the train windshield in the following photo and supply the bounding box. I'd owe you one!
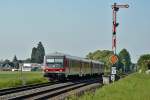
[46,58,64,68]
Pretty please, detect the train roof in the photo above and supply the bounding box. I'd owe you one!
[46,52,66,57]
[46,52,104,65]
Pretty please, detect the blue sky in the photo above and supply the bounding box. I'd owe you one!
[0,0,149,63]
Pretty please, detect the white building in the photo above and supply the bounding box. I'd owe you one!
[22,63,32,71]
[20,63,42,71]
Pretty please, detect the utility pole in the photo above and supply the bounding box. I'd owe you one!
[110,3,129,82]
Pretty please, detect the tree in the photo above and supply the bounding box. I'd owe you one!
[137,54,150,72]
[31,47,37,63]
[36,42,45,63]
[118,48,132,72]
[86,52,93,59]
[24,58,31,63]
[3,59,10,64]
[86,50,113,72]
[31,42,45,63]
[13,55,18,62]
[12,55,19,69]
[2,59,14,68]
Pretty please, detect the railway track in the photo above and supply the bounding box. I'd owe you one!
[0,82,57,96]
[0,78,102,100]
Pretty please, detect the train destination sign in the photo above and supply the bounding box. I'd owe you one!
[110,55,118,64]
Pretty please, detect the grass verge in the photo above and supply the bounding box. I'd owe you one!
[68,73,150,100]
[0,71,48,89]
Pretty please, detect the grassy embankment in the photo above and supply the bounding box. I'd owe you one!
[69,73,150,100]
[0,71,48,89]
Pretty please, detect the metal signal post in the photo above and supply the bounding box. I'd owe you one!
[111,3,129,82]
[112,3,129,54]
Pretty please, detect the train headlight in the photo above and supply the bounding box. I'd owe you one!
[59,69,63,72]
[45,69,48,72]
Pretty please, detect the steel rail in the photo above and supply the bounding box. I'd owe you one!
[32,80,100,100]
[9,78,101,100]
[0,82,57,96]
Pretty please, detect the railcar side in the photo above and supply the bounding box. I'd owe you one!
[43,52,104,81]
[64,57,81,78]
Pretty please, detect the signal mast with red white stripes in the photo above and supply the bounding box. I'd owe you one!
[110,3,129,81]
[111,3,129,54]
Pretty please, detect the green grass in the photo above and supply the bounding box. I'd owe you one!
[0,71,48,89]
[69,73,150,100]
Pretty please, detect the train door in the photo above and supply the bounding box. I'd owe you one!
[80,61,82,76]
[90,62,93,75]
[64,57,69,75]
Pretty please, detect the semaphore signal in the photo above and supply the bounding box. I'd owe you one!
[111,3,129,54]
[111,2,129,82]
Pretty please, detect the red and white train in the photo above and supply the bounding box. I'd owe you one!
[43,52,104,80]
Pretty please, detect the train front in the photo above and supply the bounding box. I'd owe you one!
[43,54,66,81]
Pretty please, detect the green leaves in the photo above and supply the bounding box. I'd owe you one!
[12,55,19,69]
[137,54,150,72]
[31,42,45,64]
[86,50,113,72]
[118,48,132,72]
[86,48,132,73]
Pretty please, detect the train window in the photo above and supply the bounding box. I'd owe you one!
[55,59,63,63]
[47,59,54,63]
[46,58,64,68]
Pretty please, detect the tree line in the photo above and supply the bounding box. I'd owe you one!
[86,48,133,73]
[86,49,150,74]
[0,42,45,69]
[137,54,150,72]
[0,55,20,69]
[0,41,149,72]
